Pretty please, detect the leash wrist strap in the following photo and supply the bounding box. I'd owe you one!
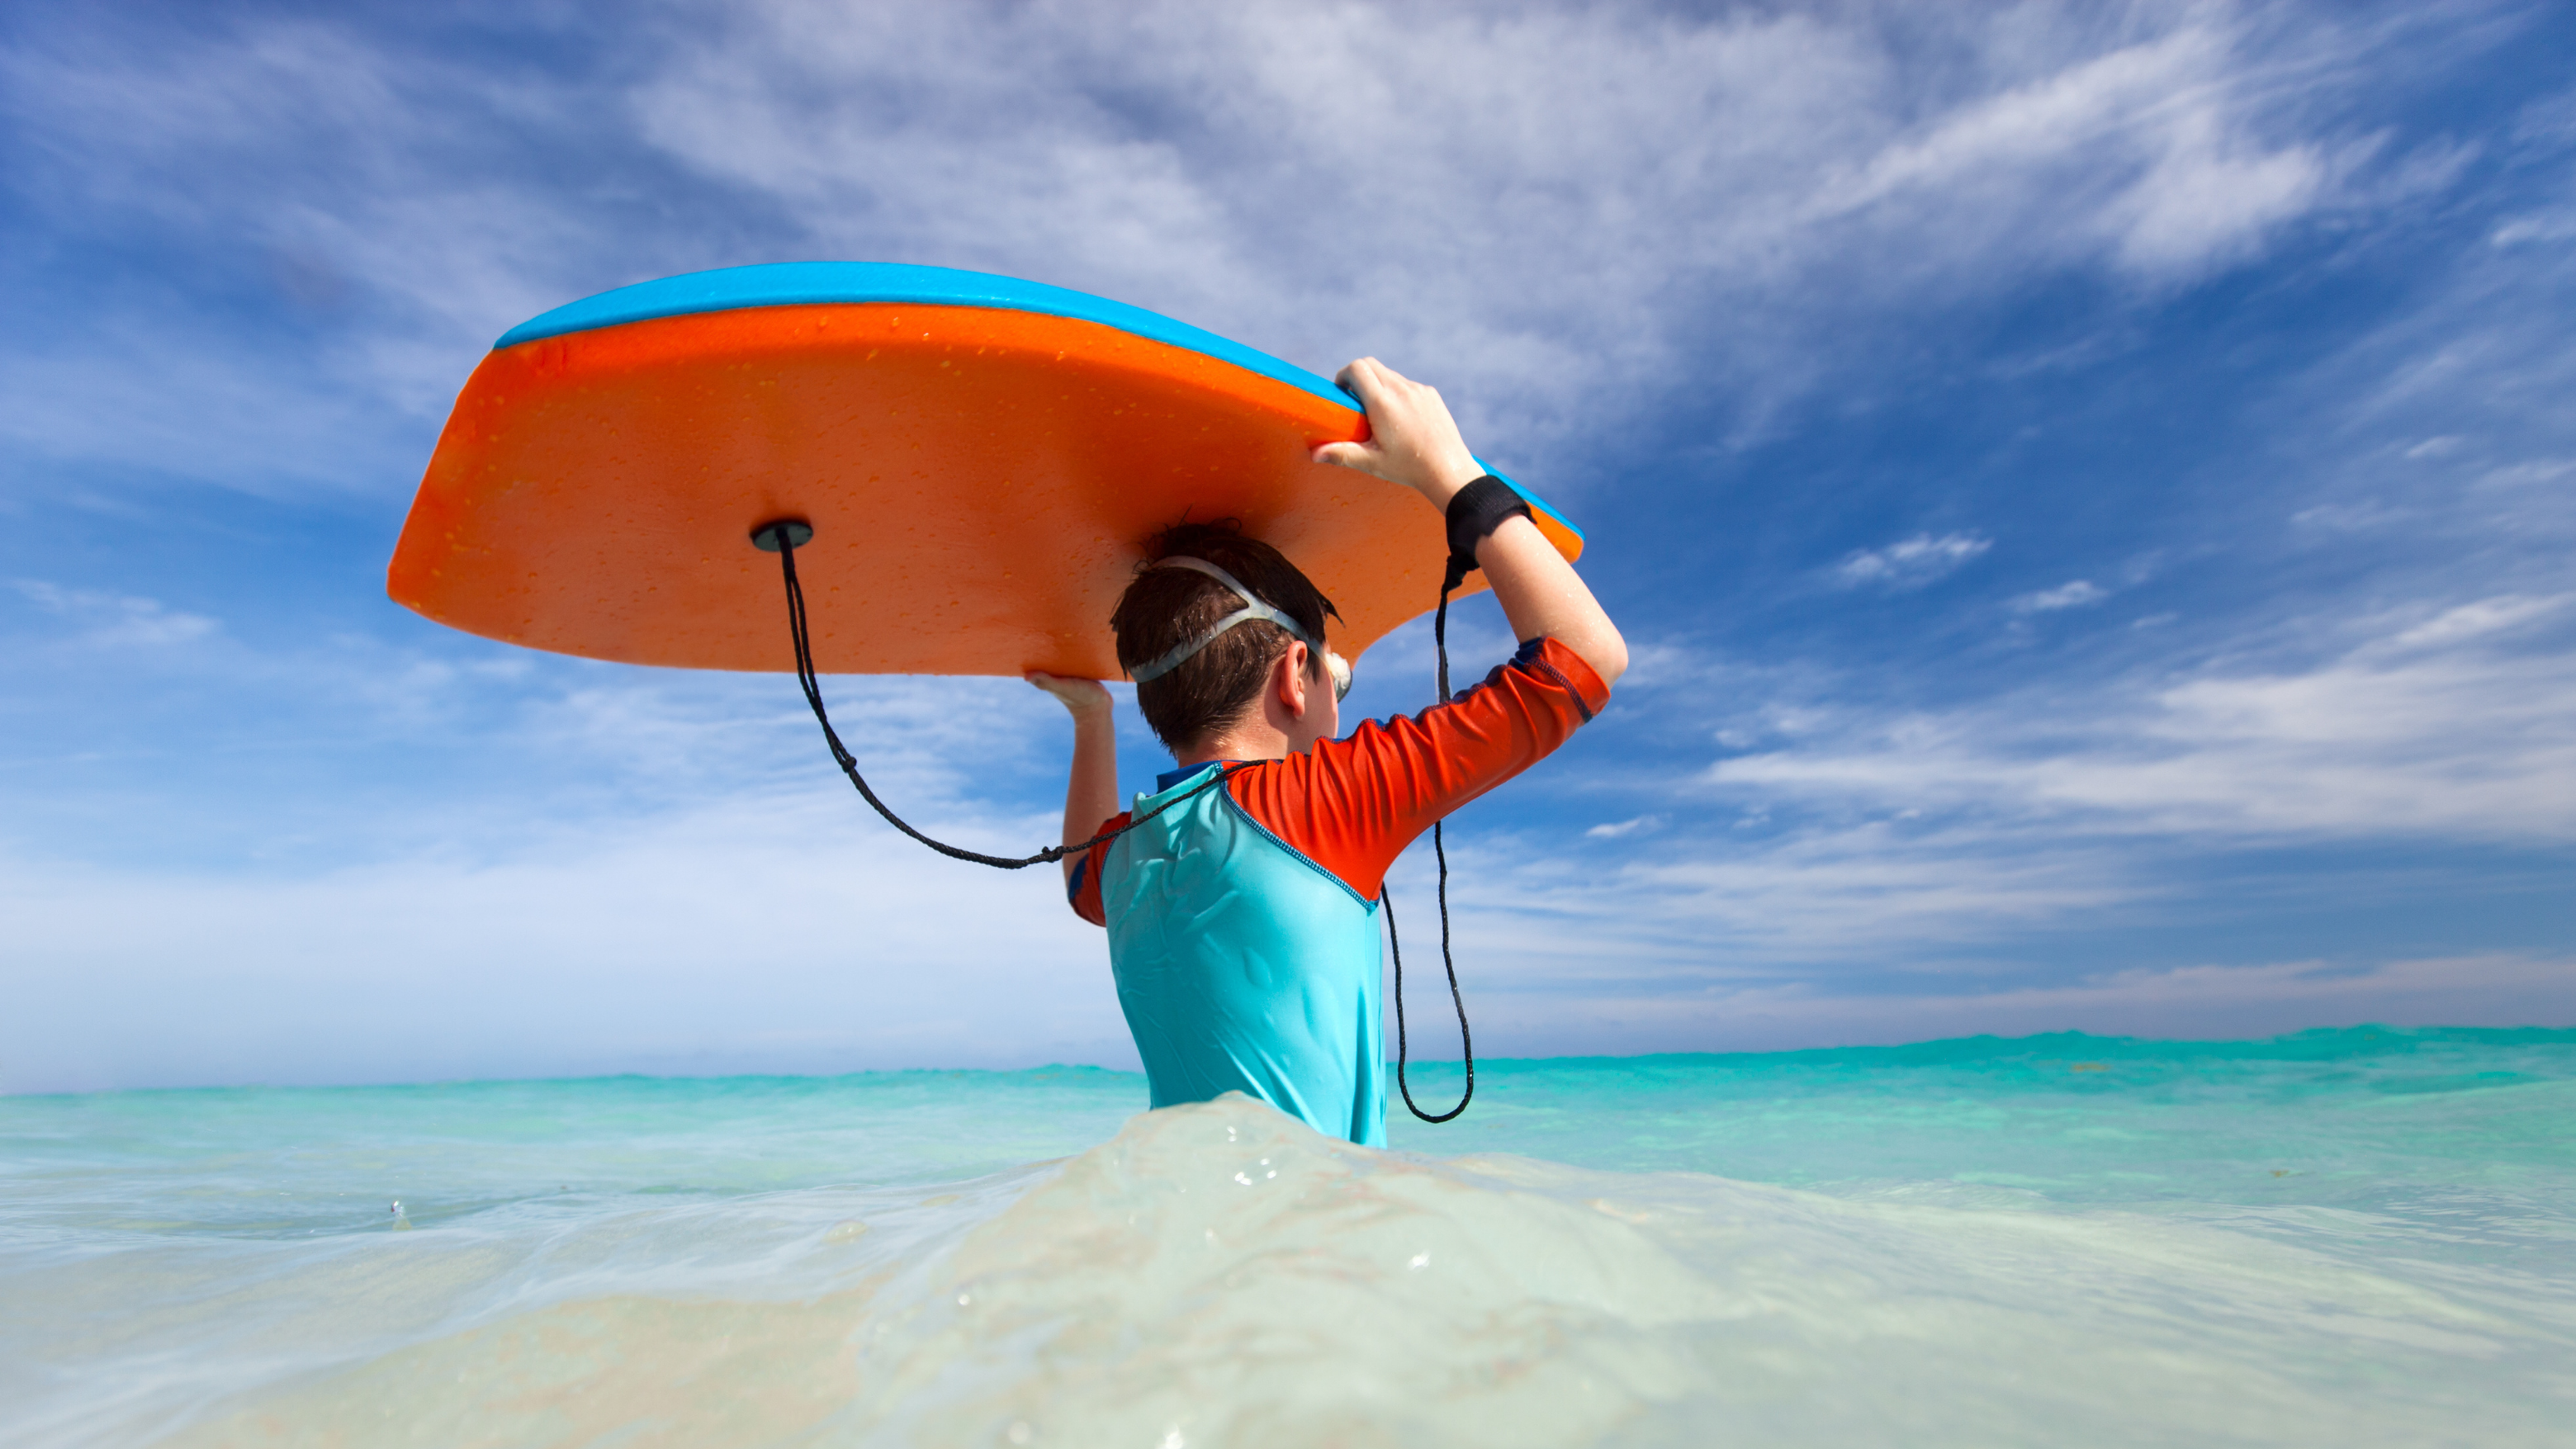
[1442,475,1535,592]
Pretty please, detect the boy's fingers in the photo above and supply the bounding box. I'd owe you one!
[1336,358,1400,410]
[1311,440,1377,471]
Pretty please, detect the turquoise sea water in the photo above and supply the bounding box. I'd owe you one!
[4,1027,2571,1446]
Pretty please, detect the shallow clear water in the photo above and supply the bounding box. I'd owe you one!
[4,1027,2571,1447]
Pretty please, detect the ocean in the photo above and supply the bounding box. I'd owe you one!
[4,1026,2570,1447]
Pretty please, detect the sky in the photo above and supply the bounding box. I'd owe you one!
[3,0,2572,1092]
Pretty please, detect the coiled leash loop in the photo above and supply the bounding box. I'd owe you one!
[1385,475,1535,1125]
[758,519,1252,868]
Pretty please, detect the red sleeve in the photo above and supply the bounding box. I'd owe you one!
[1227,636,1607,901]
[1065,812,1127,927]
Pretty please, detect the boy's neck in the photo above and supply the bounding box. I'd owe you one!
[1176,721,1293,769]
[1178,653,1336,767]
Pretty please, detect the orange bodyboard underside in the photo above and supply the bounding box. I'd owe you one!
[388,303,1581,678]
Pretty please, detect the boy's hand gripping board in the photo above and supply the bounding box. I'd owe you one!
[387,263,1582,678]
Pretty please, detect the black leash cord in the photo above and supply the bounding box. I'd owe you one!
[771,520,1474,1123]
[773,528,1246,869]
[1386,577,1475,1124]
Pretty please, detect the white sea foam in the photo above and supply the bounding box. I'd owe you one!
[75,1091,2559,1447]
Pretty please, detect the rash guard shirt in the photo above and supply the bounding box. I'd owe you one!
[1067,636,1608,1144]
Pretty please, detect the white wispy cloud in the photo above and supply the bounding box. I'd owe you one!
[2009,580,2108,613]
[1800,20,2336,280]
[1832,533,1993,590]
[2492,211,2576,246]
[0,788,1128,1093]
[1714,592,2576,842]
[13,580,219,646]
[1458,950,2576,1056]
[1392,585,2575,1004]
[2381,594,2565,651]
[1369,800,2576,1054]
[0,2,2427,495]
[1424,815,2142,968]
[626,1,2397,447]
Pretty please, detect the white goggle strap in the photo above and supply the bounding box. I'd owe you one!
[1128,556,1326,686]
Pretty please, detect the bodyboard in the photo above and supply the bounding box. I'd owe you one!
[387,262,1582,678]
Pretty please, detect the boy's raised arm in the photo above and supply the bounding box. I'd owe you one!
[1313,359,1628,689]
[1025,672,1120,888]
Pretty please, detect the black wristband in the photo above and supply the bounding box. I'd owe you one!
[1442,475,1533,591]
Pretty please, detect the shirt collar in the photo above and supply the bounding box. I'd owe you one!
[1155,760,1236,793]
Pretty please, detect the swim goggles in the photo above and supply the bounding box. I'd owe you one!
[1127,556,1352,702]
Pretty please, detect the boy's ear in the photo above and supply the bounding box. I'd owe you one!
[1274,642,1312,718]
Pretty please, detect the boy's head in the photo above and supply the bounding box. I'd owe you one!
[1113,521,1343,755]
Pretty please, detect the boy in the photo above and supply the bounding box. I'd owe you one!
[1026,358,1627,1147]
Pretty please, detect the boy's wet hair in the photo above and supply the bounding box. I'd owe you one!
[1113,520,1341,754]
